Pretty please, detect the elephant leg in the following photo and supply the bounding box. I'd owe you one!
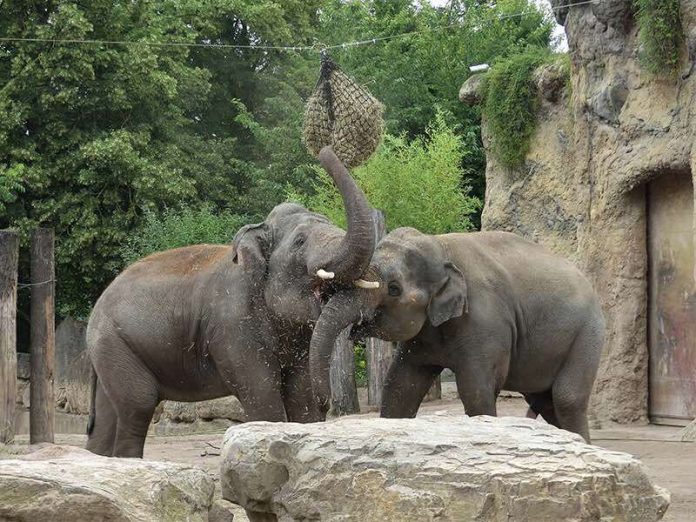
[381,354,442,418]
[92,337,159,458]
[454,367,497,417]
[551,323,603,443]
[282,365,322,423]
[86,380,117,456]
[523,391,559,427]
[223,348,287,423]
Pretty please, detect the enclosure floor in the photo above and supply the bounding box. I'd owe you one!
[5,383,694,522]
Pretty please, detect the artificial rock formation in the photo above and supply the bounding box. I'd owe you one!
[152,395,247,435]
[0,445,215,521]
[220,413,670,521]
[462,0,696,423]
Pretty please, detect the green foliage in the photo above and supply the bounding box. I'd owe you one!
[0,0,554,317]
[120,206,247,266]
[292,112,481,234]
[354,343,367,387]
[0,164,25,213]
[316,0,554,209]
[634,0,684,74]
[482,49,555,169]
[0,0,320,316]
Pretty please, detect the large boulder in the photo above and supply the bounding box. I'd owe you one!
[152,396,247,435]
[220,413,669,521]
[0,445,215,521]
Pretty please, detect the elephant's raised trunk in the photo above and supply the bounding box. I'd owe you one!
[318,146,375,284]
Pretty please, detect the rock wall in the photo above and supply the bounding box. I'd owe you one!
[466,0,696,423]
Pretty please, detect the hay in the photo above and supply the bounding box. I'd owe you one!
[303,54,384,168]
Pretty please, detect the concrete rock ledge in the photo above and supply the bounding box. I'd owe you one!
[221,413,669,521]
[0,445,215,521]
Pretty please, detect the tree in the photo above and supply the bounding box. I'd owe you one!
[0,0,322,317]
[312,0,554,213]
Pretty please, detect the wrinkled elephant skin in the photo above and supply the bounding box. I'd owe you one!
[86,147,375,458]
[310,228,605,442]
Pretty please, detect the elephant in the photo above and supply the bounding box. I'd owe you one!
[310,227,605,442]
[85,147,376,457]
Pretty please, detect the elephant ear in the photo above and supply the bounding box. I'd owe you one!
[427,262,468,327]
[231,222,269,273]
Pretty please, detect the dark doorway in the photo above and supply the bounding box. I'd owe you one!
[647,171,696,425]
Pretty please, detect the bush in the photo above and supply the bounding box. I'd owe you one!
[482,49,550,169]
[121,206,248,265]
[354,343,368,387]
[634,0,684,75]
[291,111,481,234]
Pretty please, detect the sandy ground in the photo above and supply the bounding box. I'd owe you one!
[7,384,695,522]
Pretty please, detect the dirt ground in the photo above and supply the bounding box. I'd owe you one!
[8,384,695,521]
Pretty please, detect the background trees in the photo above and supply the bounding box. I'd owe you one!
[0,0,554,319]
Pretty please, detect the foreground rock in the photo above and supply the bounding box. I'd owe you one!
[681,418,696,442]
[0,445,215,521]
[221,414,669,521]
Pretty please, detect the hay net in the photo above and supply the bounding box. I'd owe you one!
[303,53,384,168]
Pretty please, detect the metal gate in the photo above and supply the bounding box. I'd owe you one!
[647,172,696,425]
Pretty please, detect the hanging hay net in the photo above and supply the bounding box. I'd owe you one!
[303,53,384,168]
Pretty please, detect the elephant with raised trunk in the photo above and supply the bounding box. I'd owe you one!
[310,227,605,442]
[86,147,376,458]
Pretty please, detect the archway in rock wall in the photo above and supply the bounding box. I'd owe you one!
[646,170,696,425]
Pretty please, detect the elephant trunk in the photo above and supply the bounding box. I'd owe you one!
[318,146,375,284]
[310,271,382,412]
[309,291,365,414]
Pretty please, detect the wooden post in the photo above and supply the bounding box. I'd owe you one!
[329,328,360,416]
[0,231,19,444]
[423,374,442,402]
[366,338,394,407]
[364,209,400,407]
[30,228,55,444]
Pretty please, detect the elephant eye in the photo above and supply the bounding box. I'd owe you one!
[388,281,401,297]
[292,233,307,249]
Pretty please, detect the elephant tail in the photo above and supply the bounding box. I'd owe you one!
[86,366,97,435]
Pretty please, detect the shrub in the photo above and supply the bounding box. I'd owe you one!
[354,343,368,387]
[121,206,247,265]
[634,0,684,75]
[291,111,481,234]
[482,49,550,169]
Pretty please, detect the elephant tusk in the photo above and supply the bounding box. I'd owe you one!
[316,269,335,280]
[354,279,380,289]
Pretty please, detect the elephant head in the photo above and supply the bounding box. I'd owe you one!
[231,146,376,324]
[309,227,468,408]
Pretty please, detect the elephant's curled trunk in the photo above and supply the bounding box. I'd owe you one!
[318,146,375,284]
[309,290,366,413]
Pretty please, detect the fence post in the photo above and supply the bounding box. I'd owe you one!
[423,375,442,402]
[329,328,360,416]
[365,209,398,408]
[30,228,55,444]
[0,231,19,444]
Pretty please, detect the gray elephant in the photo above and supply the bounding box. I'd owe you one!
[86,147,376,457]
[310,227,605,442]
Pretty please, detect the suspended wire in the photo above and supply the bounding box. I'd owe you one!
[17,278,55,289]
[0,0,598,53]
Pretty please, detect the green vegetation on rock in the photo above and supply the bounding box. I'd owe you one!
[482,51,569,169]
[634,0,684,75]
